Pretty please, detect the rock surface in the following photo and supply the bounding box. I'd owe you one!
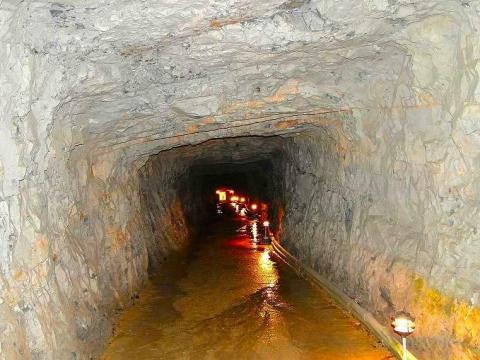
[0,0,479,358]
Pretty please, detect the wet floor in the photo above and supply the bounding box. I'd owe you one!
[102,218,393,360]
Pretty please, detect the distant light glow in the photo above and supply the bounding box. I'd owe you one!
[263,221,270,227]
[240,197,246,203]
[231,196,239,202]
[251,204,258,210]
[218,191,227,201]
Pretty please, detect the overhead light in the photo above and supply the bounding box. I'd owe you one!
[251,204,258,210]
[240,197,246,203]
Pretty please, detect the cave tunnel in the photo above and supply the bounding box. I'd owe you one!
[1,1,480,359]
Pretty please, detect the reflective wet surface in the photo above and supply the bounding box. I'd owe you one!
[102,219,393,359]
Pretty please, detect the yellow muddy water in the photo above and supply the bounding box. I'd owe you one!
[102,219,393,360]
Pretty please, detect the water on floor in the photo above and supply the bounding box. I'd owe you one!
[102,219,393,360]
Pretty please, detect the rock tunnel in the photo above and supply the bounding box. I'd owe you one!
[1,0,480,359]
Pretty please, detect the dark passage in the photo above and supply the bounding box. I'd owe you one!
[102,215,392,359]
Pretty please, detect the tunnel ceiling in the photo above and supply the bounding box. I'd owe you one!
[5,0,474,171]
[163,136,285,166]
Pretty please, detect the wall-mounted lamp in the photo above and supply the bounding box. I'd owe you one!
[392,311,415,360]
[263,221,270,239]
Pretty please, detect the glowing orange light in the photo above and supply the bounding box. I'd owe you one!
[263,221,270,227]
[251,204,258,210]
[215,190,221,194]
[217,191,227,201]
[228,189,235,194]
[240,197,246,203]
[231,196,239,202]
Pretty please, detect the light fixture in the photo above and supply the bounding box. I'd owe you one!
[251,204,258,211]
[231,196,239,202]
[217,190,226,201]
[392,311,415,360]
[240,197,246,203]
[263,221,269,227]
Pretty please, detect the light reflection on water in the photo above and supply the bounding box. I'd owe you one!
[258,250,276,289]
[251,221,258,243]
[102,220,392,360]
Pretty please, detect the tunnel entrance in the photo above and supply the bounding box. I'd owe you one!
[137,135,288,268]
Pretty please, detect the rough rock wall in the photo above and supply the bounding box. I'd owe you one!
[0,136,192,359]
[272,4,480,358]
[139,156,191,270]
[0,4,193,352]
[0,5,71,357]
[277,110,480,359]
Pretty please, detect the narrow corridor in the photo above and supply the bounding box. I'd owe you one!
[102,218,392,359]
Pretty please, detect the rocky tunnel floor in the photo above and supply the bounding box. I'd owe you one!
[101,216,392,360]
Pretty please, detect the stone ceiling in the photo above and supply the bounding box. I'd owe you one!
[4,0,474,165]
[1,0,478,179]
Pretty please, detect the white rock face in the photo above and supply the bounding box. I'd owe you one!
[0,0,480,358]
